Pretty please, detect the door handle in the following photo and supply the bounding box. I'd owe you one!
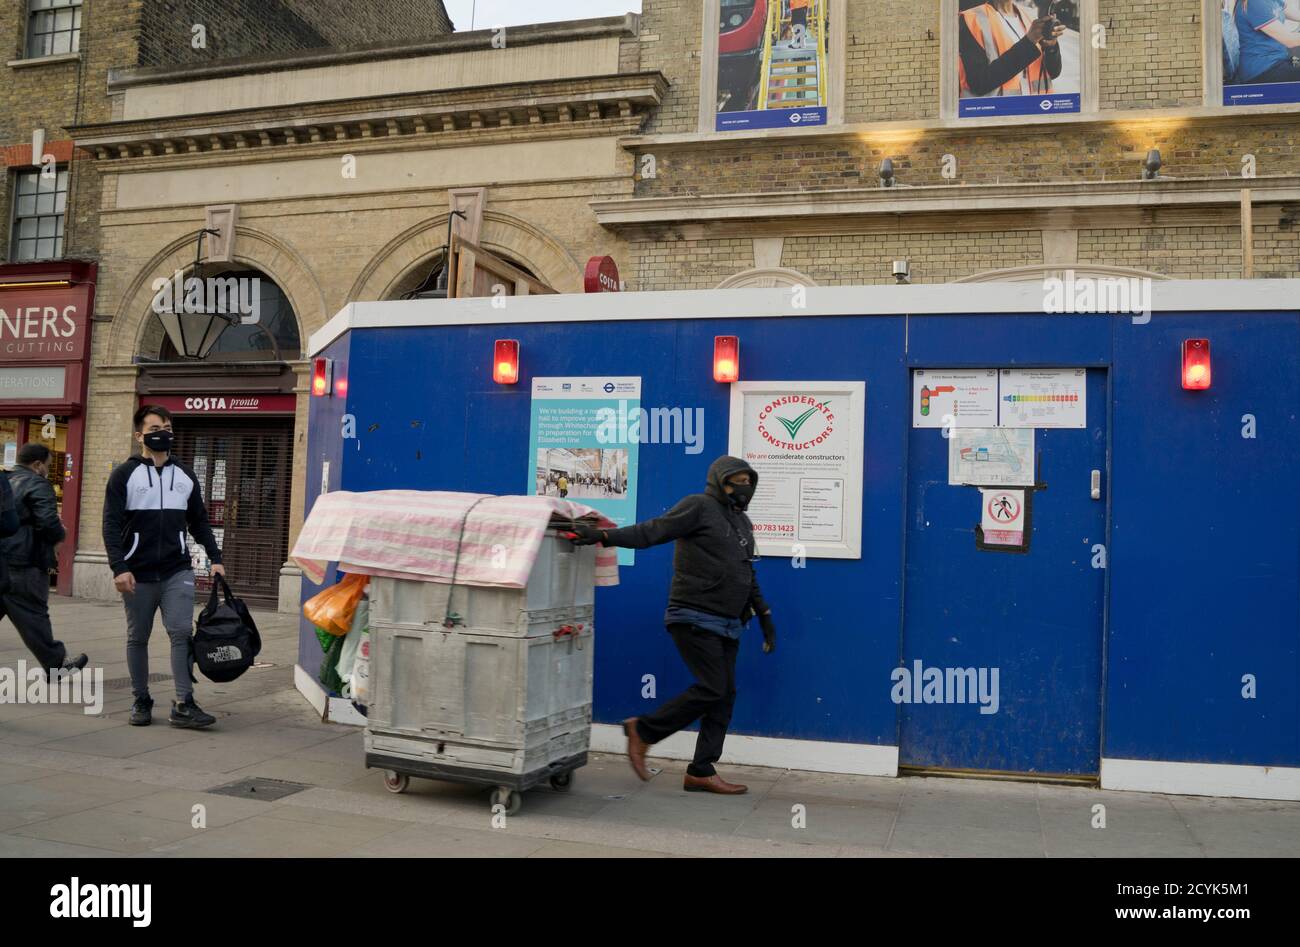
[1090,469,1101,500]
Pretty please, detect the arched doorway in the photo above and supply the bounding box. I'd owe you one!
[138,266,303,606]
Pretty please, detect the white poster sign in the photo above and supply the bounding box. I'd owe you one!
[999,369,1087,429]
[912,369,998,428]
[729,381,865,559]
[949,428,1035,487]
[979,488,1025,547]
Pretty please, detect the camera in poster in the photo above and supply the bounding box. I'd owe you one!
[957,0,1081,117]
[1223,0,1300,106]
[716,0,830,131]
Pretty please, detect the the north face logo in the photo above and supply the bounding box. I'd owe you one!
[205,645,243,663]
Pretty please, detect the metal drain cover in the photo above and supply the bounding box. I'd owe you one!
[208,777,311,802]
[103,673,171,691]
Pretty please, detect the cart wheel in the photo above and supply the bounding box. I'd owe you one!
[383,770,409,794]
[549,771,574,793]
[490,787,523,815]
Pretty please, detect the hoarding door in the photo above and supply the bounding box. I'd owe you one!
[898,369,1107,777]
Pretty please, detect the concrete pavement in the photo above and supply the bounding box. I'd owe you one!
[0,596,1297,858]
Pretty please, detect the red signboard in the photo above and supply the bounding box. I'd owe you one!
[144,394,298,414]
[583,255,621,293]
[0,286,91,362]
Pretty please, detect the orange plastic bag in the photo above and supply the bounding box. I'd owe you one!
[303,573,369,636]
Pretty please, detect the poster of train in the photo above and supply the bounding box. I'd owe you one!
[956,0,1081,117]
[1222,0,1300,106]
[716,0,830,131]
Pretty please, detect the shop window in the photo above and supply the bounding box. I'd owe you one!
[25,0,82,58]
[9,168,68,262]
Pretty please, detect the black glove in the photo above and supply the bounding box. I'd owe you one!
[567,524,606,546]
[759,612,776,654]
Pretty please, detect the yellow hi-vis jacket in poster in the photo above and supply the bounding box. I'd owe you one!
[958,2,1052,97]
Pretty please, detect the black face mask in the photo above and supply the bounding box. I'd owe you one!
[727,483,756,509]
[143,430,174,454]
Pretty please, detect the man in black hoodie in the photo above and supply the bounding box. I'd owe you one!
[103,405,224,729]
[571,455,776,794]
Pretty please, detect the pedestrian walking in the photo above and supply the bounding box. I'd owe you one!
[570,455,777,794]
[0,445,86,679]
[103,405,225,729]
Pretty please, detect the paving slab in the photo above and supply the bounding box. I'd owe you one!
[1,597,1298,859]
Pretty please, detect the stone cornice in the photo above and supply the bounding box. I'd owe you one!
[107,15,641,90]
[619,102,1300,150]
[71,72,667,163]
[592,176,1300,230]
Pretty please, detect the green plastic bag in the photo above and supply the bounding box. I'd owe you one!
[320,634,346,694]
[315,626,333,653]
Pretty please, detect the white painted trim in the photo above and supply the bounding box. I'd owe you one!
[328,697,368,727]
[309,279,1300,355]
[590,723,899,776]
[294,663,329,717]
[1101,757,1300,801]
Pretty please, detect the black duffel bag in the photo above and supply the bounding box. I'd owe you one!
[192,574,262,683]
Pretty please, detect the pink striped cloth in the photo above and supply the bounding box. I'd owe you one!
[291,490,620,588]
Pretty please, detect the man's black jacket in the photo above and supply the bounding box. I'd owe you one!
[1,464,66,569]
[601,455,769,621]
[103,455,222,582]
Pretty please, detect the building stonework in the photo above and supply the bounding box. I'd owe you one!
[602,0,1299,292]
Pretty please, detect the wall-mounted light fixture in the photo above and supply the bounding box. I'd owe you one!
[1142,149,1162,180]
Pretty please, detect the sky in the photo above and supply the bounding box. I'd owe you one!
[442,1,642,30]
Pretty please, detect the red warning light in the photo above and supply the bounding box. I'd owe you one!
[714,335,739,383]
[311,357,332,397]
[493,339,519,385]
[1182,339,1211,390]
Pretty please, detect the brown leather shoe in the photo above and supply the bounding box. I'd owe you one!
[623,717,651,781]
[683,772,748,794]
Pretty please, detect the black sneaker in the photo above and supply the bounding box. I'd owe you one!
[169,698,215,729]
[129,696,153,727]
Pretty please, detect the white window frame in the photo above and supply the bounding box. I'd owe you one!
[940,0,1099,121]
[699,0,848,134]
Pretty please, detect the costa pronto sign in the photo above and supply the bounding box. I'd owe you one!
[146,394,297,414]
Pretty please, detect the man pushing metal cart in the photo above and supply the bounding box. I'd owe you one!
[291,490,619,815]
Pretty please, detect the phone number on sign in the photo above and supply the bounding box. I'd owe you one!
[753,523,795,533]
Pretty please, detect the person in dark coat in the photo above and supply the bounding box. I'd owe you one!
[571,455,776,794]
[1,444,87,679]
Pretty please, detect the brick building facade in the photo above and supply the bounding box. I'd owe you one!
[602,0,1300,288]
[0,0,454,598]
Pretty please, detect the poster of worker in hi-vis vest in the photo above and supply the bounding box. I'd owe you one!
[716,0,831,131]
[1223,0,1300,106]
[957,0,1081,117]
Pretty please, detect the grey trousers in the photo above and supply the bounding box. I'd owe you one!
[123,570,196,703]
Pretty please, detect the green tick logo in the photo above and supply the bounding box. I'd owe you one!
[776,401,829,439]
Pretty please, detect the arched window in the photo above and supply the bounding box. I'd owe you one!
[157,268,302,361]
